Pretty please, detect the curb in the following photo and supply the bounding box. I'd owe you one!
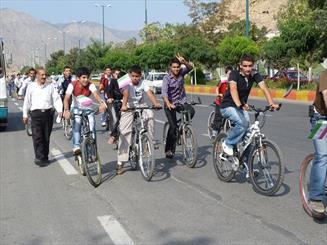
[185,85,315,102]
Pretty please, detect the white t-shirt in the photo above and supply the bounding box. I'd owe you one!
[65,82,97,108]
[126,80,150,107]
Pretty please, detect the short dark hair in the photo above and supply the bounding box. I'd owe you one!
[76,67,91,78]
[64,66,71,70]
[129,65,142,75]
[240,54,255,64]
[28,68,36,74]
[225,66,233,74]
[105,66,112,70]
[169,57,181,66]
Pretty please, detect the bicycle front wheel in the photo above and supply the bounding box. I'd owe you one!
[138,132,155,181]
[299,154,326,219]
[182,124,198,168]
[249,139,284,196]
[82,137,102,187]
[64,119,73,140]
[207,111,215,140]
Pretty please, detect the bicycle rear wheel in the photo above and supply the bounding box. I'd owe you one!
[249,139,284,196]
[207,111,215,140]
[64,118,73,140]
[182,124,198,168]
[26,116,32,136]
[82,137,102,187]
[139,132,155,181]
[75,154,86,176]
[299,154,326,219]
[222,118,232,133]
[212,133,235,182]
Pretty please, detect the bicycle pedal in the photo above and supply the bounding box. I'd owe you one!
[219,153,228,161]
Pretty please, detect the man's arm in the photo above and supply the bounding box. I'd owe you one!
[146,90,161,108]
[161,76,175,110]
[258,81,279,109]
[121,88,129,111]
[229,82,244,109]
[52,85,63,115]
[22,84,32,120]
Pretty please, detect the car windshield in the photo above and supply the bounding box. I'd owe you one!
[153,74,165,80]
[287,72,306,79]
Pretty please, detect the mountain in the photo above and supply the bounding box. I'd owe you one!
[0,8,139,70]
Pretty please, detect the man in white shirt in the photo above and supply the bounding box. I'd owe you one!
[23,68,63,166]
[117,65,161,175]
[18,68,36,99]
[14,73,22,94]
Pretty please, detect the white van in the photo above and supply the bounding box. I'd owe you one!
[144,71,167,94]
[0,39,8,129]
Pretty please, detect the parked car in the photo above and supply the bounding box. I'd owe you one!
[144,72,167,94]
[91,74,102,81]
[271,70,308,84]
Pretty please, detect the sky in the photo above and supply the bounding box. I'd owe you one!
[0,0,209,31]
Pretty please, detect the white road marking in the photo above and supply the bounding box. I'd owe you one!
[50,148,78,175]
[18,107,23,111]
[155,119,165,124]
[195,104,209,108]
[14,102,19,106]
[201,133,209,137]
[97,215,134,245]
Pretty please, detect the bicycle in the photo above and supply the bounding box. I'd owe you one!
[207,102,231,141]
[26,112,32,136]
[127,105,161,181]
[213,104,284,196]
[71,106,102,187]
[299,153,327,219]
[162,98,201,168]
[62,117,72,140]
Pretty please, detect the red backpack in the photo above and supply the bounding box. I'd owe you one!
[72,80,92,97]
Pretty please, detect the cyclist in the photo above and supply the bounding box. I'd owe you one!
[57,66,73,99]
[211,66,233,137]
[116,65,161,175]
[99,66,112,127]
[220,54,279,157]
[309,68,327,214]
[63,67,106,155]
[162,54,194,159]
[14,73,22,94]
[105,68,124,144]
[18,68,37,99]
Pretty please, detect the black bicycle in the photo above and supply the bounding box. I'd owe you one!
[213,104,284,196]
[207,102,231,141]
[162,98,201,168]
[127,105,161,181]
[72,108,102,187]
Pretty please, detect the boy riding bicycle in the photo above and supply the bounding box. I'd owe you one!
[220,54,279,157]
[116,65,161,175]
[63,67,106,155]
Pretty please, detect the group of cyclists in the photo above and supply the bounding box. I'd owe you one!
[10,52,326,218]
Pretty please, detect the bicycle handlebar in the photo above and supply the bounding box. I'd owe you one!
[249,103,282,113]
[126,105,162,111]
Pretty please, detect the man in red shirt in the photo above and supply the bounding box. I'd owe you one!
[211,66,232,137]
[99,66,112,127]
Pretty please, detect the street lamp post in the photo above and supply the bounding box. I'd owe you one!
[145,0,148,25]
[245,0,250,37]
[59,31,69,54]
[73,20,86,49]
[94,3,111,46]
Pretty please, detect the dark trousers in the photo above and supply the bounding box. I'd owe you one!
[164,104,195,153]
[31,109,54,161]
[212,104,223,131]
[110,101,122,138]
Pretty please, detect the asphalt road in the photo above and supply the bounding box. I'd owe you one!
[1,94,326,245]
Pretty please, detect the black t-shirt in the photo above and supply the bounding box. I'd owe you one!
[221,70,263,108]
[104,79,123,100]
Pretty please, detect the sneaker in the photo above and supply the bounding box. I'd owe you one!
[165,151,174,159]
[153,140,159,150]
[222,141,233,156]
[246,169,260,179]
[116,163,124,175]
[73,148,81,155]
[309,200,325,214]
[212,130,218,138]
[101,122,107,127]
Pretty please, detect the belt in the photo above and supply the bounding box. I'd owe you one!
[32,108,54,113]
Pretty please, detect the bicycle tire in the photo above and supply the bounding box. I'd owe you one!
[222,119,231,133]
[249,139,284,196]
[64,119,73,140]
[26,116,32,136]
[299,153,326,219]
[212,133,235,182]
[182,124,198,168]
[207,111,215,140]
[162,122,169,155]
[138,132,155,181]
[75,154,86,176]
[82,137,102,187]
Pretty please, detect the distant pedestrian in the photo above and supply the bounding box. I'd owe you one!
[22,68,63,167]
[99,66,112,127]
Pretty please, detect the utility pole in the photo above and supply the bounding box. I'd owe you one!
[145,0,148,25]
[95,3,111,47]
[245,0,250,37]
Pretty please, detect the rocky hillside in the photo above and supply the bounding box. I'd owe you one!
[0,8,139,70]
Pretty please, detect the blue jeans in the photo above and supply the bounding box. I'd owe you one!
[72,108,96,149]
[220,107,250,147]
[309,113,327,201]
[100,94,108,124]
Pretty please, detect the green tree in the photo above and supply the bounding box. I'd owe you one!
[262,37,291,70]
[217,36,259,66]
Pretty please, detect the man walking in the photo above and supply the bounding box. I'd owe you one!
[22,68,63,166]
